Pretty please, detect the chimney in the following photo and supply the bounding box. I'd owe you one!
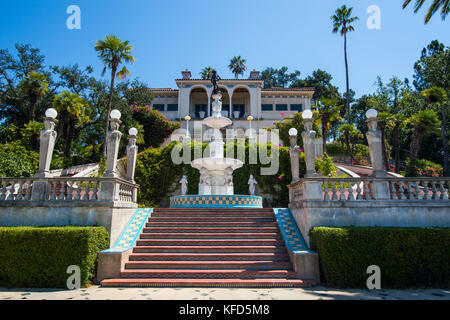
[249,69,260,79]
[181,69,192,80]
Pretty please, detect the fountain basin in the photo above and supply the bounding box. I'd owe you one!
[191,157,243,171]
[170,195,263,208]
[202,116,232,130]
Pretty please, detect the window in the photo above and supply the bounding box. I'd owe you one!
[262,104,273,111]
[195,104,207,118]
[167,104,178,111]
[233,104,245,118]
[290,104,302,111]
[276,104,288,111]
[153,104,165,111]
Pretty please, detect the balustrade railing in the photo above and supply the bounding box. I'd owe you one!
[291,177,450,201]
[0,177,138,203]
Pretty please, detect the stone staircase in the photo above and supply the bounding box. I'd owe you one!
[101,208,315,287]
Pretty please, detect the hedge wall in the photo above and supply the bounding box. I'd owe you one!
[0,226,109,288]
[310,227,450,288]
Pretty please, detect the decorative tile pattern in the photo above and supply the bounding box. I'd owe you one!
[170,195,263,208]
[273,208,312,253]
[103,208,153,253]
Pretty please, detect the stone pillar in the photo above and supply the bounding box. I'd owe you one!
[32,108,58,200]
[301,110,317,178]
[104,111,122,178]
[288,128,300,183]
[366,109,390,200]
[126,128,138,183]
[100,110,122,203]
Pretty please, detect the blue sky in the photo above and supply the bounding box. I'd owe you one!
[0,0,448,97]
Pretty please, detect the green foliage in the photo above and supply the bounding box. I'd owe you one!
[310,226,450,288]
[274,112,321,147]
[405,157,444,177]
[131,107,180,148]
[0,226,109,288]
[0,142,39,177]
[316,153,335,176]
[326,142,370,157]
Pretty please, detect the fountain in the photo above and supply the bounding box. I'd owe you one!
[170,71,263,208]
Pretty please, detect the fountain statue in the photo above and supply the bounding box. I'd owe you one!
[191,72,243,195]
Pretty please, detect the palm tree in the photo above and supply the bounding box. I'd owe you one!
[94,35,135,156]
[331,5,359,124]
[228,56,247,79]
[19,71,49,122]
[338,124,362,164]
[313,98,343,154]
[391,113,409,173]
[200,67,216,80]
[402,0,449,23]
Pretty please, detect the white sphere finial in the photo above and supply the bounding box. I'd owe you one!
[110,109,121,120]
[302,109,313,120]
[45,108,58,119]
[185,115,191,121]
[129,127,138,136]
[247,116,254,121]
[289,128,298,136]
[366,109,378,119]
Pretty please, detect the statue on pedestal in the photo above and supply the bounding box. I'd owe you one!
[179,175,188,195]
[224,167,233,186]
[248,174,258,195]
[199,168,211,186]
[211,70,221,94]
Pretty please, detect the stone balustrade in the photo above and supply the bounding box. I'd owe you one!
[289,177,450,202]
[0,177,138,204]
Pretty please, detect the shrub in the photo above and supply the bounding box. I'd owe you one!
[405,157,443,177]
[0,142,39,177]
[310,227,450,288]
[326,142,370,157]
[0,226,109,288]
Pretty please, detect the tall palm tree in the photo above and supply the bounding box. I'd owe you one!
[94,34,135,156]
[331,5,359,124]
[402,0,449,23]
[200,66,216,80]
[228,56,247,79]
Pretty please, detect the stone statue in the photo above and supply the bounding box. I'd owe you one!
[179,175,188,195]
[199,168,211,186]
[211,70,221,94]
[224,167,233,186]
[301,119,317,178]
[289,135,301,182]
[248,174,258,195]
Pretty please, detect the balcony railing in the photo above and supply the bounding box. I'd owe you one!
[0,177,138,204]
[290,177,450,202]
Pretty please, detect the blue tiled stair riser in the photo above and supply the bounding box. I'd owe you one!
[273,208,312,253]
[103,208,153,253]
[170,195,263,208]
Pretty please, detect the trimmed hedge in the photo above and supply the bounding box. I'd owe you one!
[0,226,109,288]
[310,227,450,288]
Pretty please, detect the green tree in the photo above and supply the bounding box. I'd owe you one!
[338,124,362,164]
[228,56,247,79]
[402,0,449,23]
[200,66,216,80]
[409,110,441,174]
[95,35,136,157]
[261,67,301,88]
[331,5,359,124]
[313,98,343,154]
[291,69,341,100]
[19,71,49,122]
[52,91,91,164]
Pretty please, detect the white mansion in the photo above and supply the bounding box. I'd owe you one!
[149,69,315,133]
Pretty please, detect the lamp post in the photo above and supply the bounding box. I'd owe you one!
[289,128,300,182]
[247,115,254,139]
[184,115,191,139]
[301,110,317,177]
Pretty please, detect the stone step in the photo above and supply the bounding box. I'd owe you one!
[132,245,288,254]
[101,278,315,288]
[142,227,280,233]
[125,261,292,270]
[118,269,298,279]
[128,253,290,261]
[148,217,276,222]
[139,232,282,239]
[135,239,285,247]
[146,221,279,228]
